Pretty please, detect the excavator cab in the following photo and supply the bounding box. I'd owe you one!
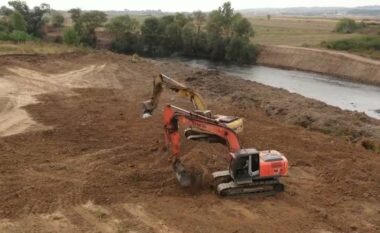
[229,149,260,184]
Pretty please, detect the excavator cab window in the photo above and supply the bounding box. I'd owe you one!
[230,150,260,183]
[249,154,260,177]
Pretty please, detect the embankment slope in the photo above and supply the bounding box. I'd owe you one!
[258,45,380,86]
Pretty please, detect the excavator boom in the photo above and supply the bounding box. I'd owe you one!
[142,74,244,134]
[142,74,206,118]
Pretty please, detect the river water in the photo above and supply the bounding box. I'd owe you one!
[176,59,380,119]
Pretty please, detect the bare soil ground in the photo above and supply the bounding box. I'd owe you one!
[0,52,379,233]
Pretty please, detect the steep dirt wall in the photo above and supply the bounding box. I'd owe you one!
[257,45,380,86]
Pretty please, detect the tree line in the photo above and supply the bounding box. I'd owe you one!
[0,1,258,64]
[107,2,258,64]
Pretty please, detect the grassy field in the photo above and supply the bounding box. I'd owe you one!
[0,41,89,55]
[249,16,361,47]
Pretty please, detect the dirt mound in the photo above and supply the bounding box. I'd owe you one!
[0,52,379,233]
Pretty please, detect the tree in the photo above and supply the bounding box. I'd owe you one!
[68,8,81,31]
[110,32,142,54]
[8,1,50,37]
[219,1,234,36]
[182,22,196,56]
[10,11,26,31]
[163,21,182,53]
[231,15,254,37]
[106,15,139,39]
[106,15,142,54]
[141,17,161,55]
[50,11,64,28]
[193,11,206,34]
[226,36,257,63]
[0,6,13,16]
[77,11,107,46]
[207,32,227,61]
[335,18,359,33]
[63,27,80,45]
[8,30,30,42]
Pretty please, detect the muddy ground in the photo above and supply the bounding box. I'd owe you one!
[0,52,379,233]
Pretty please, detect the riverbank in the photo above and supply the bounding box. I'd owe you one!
[257,45,380,86]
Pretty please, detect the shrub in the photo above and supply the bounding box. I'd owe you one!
[324,36,380,51]
[111,32,142,54]
[0,31,9,40]
[10,11,26,32]
[63,27,80,45]
[8,30,31,42]
[50,12,65,28]
[335,18,359,33]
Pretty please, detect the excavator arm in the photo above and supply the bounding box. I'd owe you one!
[163,105,242,159]
[142,74,244,134]
[142,74,207,118]
[163,105,243,186]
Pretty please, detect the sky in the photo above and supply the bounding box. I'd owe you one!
[4,0,380,11]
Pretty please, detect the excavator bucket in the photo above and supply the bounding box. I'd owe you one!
[173,160,192,187]
[142,100,154,118]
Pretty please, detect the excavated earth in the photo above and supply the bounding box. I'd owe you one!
[0,52,379,233]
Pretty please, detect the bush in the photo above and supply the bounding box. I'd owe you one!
[335,18,360,33]
[324,36,380,51]
[8,30,31,42]
[111,32,142,54]
[10,11,26,32]
[226,36,258,64]
[0,31,9,40]
[63,27,80,45]
[51,12,65,28]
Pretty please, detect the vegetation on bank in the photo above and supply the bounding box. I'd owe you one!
[335,18,365,34]
[0,1,258,64]
[321,18,380,59]
[322,36,380,59]
[104,2,258,64]
[0,1,67,43]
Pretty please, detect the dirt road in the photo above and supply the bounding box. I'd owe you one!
[0,52,379,233]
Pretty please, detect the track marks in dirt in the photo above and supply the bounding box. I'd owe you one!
[0,63,121,136]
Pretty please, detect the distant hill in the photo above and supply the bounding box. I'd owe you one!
[239,6,380,18]
[100,6,380,18]
[105,9,169,17]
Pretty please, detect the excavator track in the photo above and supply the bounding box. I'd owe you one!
[216,178,284,197]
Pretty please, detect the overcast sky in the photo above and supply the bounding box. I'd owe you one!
[7,0,380,11]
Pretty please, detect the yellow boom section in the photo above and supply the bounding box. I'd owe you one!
[142,74,207,118]
[141,74,244,134]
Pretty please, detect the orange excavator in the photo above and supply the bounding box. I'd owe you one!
[163,105,288,196]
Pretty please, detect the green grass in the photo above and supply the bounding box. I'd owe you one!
[249,16,360,47]
[0,41,89,55]
[322,36,380,59]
